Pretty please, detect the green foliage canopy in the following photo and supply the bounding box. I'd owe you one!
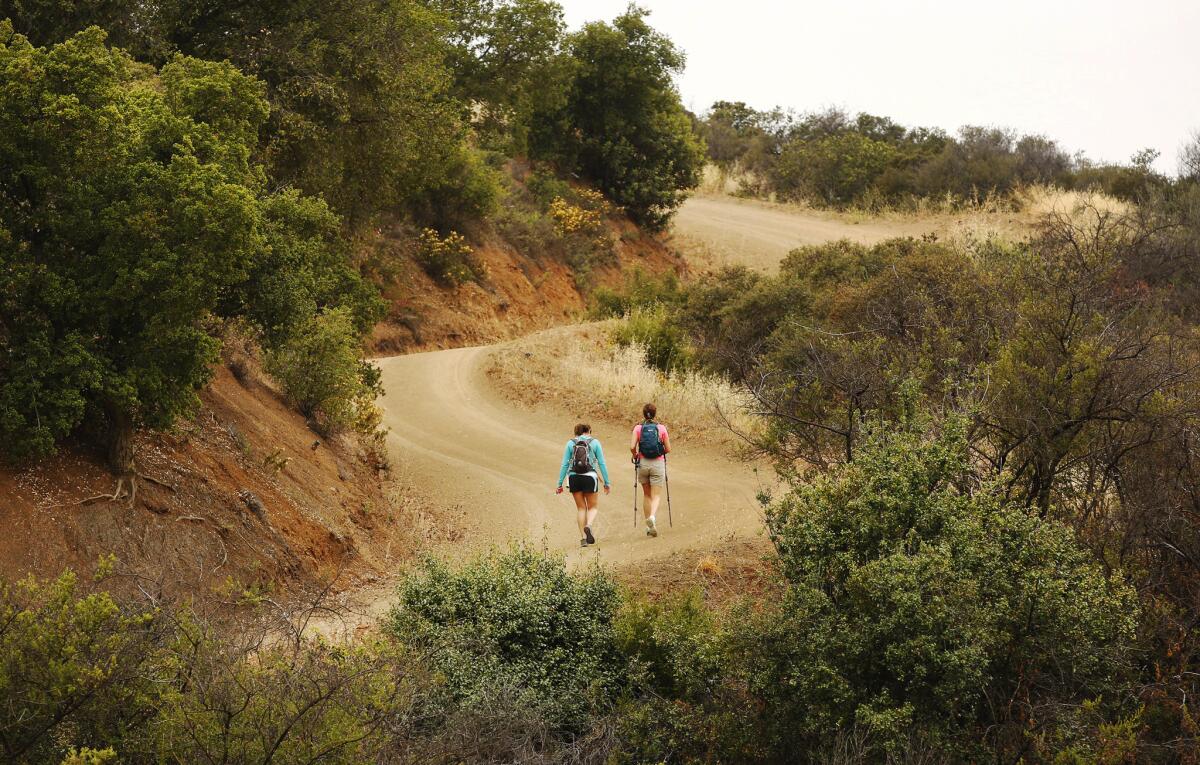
[388,547,624,731]
[429,0,567,151]
[0,27,262,465]
[0,25,379,467]
[532,7,705,230]
[156,0,473,229]
[752,413,1138,754]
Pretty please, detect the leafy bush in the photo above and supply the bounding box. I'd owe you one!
[547,194,615,282]
[751,412,1139,757]
[0,563,561,765]
[387,547,624,731]
[590,268,683,318]
[492,202,568,264]
[410,146,503,231]
[59,748,117,765]
[526,168,574,208]
[0,567,163,763]
[243,188,385,349]
[615,591,722,701]
[153,619,403,765]
[773,131,898,205]
[531,7,705,229]
[414,228,486,286]
[0,26,381,472]
[611,306,693,374]
[264,307,382,435]
[0,30,262,470]
[548,196,604,238]
[697,104,1115,209]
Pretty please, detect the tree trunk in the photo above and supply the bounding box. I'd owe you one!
[104,402,136,477]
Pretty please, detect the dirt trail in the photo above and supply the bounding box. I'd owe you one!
[319,196,909,632]
[377,344,767,567]
[673,194,937,272]
[371,197,922,569]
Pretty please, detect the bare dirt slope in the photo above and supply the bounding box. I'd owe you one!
[371,219,681,354]
[377,343,769,567]
[0,366,419,595]
[672,195,938,272]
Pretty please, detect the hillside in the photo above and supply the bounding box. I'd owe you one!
[6,1,1200,762]
[372,214,681,354]
[0,193,681,597]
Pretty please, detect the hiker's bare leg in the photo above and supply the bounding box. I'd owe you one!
[584,492,599,529]
[572,492,588,536]
[640,481,652,518]
[646,484,662,519]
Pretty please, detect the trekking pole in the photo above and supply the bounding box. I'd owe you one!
[632,457,639,528]
[665,456,673,528]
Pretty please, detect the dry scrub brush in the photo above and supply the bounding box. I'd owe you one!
[485,323,755,446]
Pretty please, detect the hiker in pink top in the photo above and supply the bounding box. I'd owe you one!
[630,403,670,537]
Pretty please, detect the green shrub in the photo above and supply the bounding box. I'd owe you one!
[387,547,624,731]
[493,184,615,287]
[59,748,117,765]
[153,620,403,765]
[545,192,615,282]
[773,131,898,206]
[492,203,567,264]
[264,307,382,434]
[247,188,386,349]
[748,412,1139,757]
[412,146,502,230]
[0,568,162,764]
[611,306,693,373]
[590,268,682,318]
[615,591,724,699]
[526,168,573,209]
[414,228,486,286]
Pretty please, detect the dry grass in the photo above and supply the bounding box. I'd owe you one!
[699,164,750,196]
[1012,184,1129,218]
[485,322,755,447]
[614,534,780,606]
[695,165,1127,236]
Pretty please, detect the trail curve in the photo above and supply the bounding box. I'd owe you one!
[377,344,766,566]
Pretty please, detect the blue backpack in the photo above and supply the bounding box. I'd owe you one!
[639,422,664,458]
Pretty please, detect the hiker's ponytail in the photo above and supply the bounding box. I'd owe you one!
[642,403,657,421]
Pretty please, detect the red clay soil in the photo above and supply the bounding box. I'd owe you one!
[0,366,422,596]
[370,218,683,354]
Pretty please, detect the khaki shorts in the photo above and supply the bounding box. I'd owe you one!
[637,460,666,486]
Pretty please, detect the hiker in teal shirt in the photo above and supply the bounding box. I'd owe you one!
[556,423,610,547]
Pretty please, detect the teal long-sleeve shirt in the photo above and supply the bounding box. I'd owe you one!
[557,437,611,487]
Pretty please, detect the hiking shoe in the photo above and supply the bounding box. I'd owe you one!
[645,517,658,537]
[584,526,596,545]
[580,538,588,548]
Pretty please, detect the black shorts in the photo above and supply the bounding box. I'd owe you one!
[568,473,599,494]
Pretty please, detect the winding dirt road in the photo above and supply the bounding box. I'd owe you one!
[316,195,1041,634]
[377,345,768,566]
[673,195,936,272]
[371,195,933,568]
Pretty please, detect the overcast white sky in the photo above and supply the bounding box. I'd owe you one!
[556,0,1199,174]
